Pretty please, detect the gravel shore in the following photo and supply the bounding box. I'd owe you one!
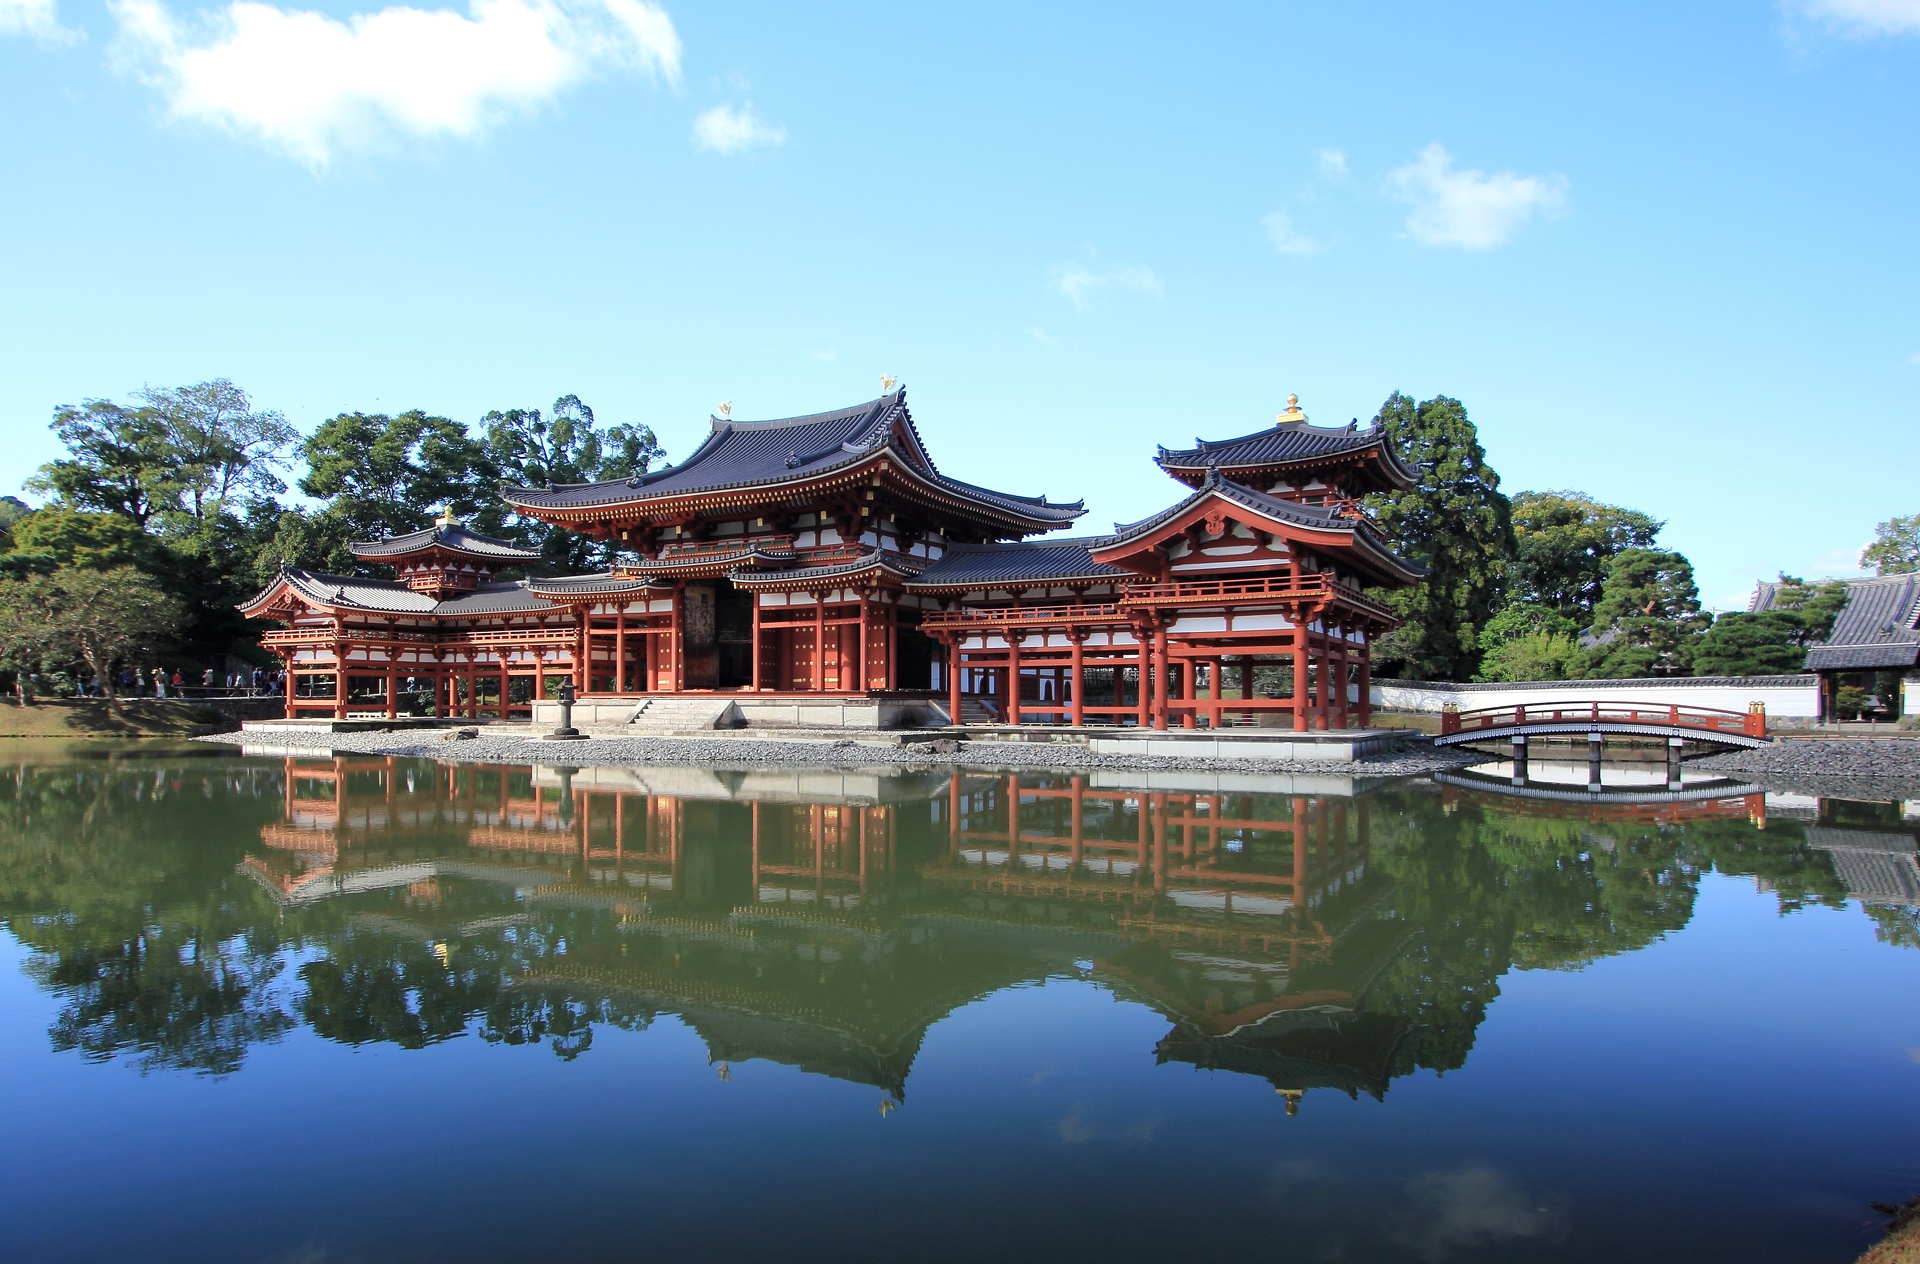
[196,727,1481,779]
[1696,739,1920,800]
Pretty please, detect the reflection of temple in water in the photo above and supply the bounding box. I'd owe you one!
[241,758,1423,1110]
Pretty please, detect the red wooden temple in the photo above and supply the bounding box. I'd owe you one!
[241,388,1421,729]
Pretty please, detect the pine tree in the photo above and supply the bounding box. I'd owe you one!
[1362,393,1514,681]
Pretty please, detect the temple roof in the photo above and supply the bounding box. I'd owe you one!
[1156,412,1417,491]
[728,549,927,589]
[1751,573,1920,671]
[498,389,1084,529]
[905,539,1131,592]
[243,568,586,618]
[1099,469,1424,586]
[350,521,540,562]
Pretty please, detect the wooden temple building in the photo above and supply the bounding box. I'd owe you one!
[241,388,1421,730]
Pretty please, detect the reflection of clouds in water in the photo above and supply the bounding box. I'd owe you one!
[1265,1157,1329,1207]
[1398,1166,1559,1262]
[1053,1103,1160,1146]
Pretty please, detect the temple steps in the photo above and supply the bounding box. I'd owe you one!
[958,699,1001,724]
[616,697,744,732]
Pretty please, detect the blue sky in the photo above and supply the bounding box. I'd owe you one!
[2,0,1916,609]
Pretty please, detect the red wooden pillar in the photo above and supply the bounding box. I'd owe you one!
[1068,632,1085,728]
[857,591,870,694]
[1313,638,1329,731]
[332,639,348,720]
[948,635,963,725]
[1007,627,1022,725]
[1151,624,1170,731]
[1134,628,1151,728]
[750,596,763,691]
[1291,616,1310,733]
[811,593,825,692]
[384,660,398,720]
[886,603,899,691]
[670,582,686,693]
[1357,642,1373,728]
[1180,651,1196,729]
[615,606,627,694]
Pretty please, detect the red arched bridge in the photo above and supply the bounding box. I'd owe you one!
[1434,701,1772,750]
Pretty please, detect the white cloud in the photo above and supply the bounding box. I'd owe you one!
[1051,262,1161,310]
[1026,326,1055,346]
[108,0,681,167]
[806,348,836,361]
[1315,147,1347,179]
[1387,143,1569,250]
[691,100,784,154]
[1,0,79,41]
[1905,349,1920,365]
[1262,209,1324,257]
[1791,0,1920,35]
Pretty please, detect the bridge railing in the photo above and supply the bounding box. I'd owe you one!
[1439,700,1767,739]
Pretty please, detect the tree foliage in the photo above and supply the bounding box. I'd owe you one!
[1474,603,1579,682]
[1691,574,1848,677]
[1862,512,1919,576]
[0,567,185,695]
[1362,393,1514,681]
[1565,548,1708,678]
[1509,491,1662,620]
[482,395,664,572]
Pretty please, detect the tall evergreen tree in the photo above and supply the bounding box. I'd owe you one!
[1566,548,1708,678]
[1509,490,1662,620]
[1362,393,1514,681]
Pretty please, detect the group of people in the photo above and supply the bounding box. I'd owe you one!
[72,666,286,697]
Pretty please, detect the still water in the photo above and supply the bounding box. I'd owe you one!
[1,746,1917,1263]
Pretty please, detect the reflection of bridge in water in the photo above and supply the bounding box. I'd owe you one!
[1433,767,1770,828]
[242,756,1414,1112]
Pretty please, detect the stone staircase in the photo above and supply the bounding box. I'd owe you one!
[958,698,1001,724]
[615,697,744,733]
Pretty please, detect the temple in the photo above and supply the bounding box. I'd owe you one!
[241,388,1420,730]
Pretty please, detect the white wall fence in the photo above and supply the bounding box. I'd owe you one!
[1371,675,1822,719]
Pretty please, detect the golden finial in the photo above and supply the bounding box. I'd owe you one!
[1277,393,1306,424]
[1278,1088,1303,1116]
[716,400,733,419]
[881,374,898,392]
[879,1098,896,1117]
[717,1062,731,1081]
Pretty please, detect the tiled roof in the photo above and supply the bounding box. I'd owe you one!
[499,388,1084,525]
[280,569,438,614]
[526,573,668,599]
[351,522,539,561]
[1102,470,1424,584]
[906,539,1130,591]
[1156,418,1416,485]
[728,550,927,588]
[1751,573,1920,672]
[261,570,566,616]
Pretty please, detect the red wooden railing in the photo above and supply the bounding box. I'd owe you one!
[1438,701,1767,739]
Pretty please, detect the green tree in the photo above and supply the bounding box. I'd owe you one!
[1862,512,1919,576]
[26,381,294,534]
[1362,393,1514,681]
[1566,548,1707,678]
[26,400,172,528]
[12,567,185,696]
[483,395,663,572]
[298,410,496,545]
[1509,491,1662,620]
[1475,604,1580,681]
[8,507,154,570]
[1690,575,1848,677]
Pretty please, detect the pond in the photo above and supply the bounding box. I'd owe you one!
[0,745,1916,1263]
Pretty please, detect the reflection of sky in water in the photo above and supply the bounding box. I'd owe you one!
[0,751,1914,1264]
[1468,758,1724,788]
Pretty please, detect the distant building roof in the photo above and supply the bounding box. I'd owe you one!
[1155,405,1417,492]
[350,520,539,562]
[1098,468,1424,587]
[1804,827,1920,905]
[499,388,1084,531]
[244,568,570,618]
[906,539,1131,592]
[1751,573,1920,671]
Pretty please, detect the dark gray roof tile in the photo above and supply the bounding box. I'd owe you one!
[907,539,1129,591]
[351,522,539,561]
[1752,573,1920,672]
